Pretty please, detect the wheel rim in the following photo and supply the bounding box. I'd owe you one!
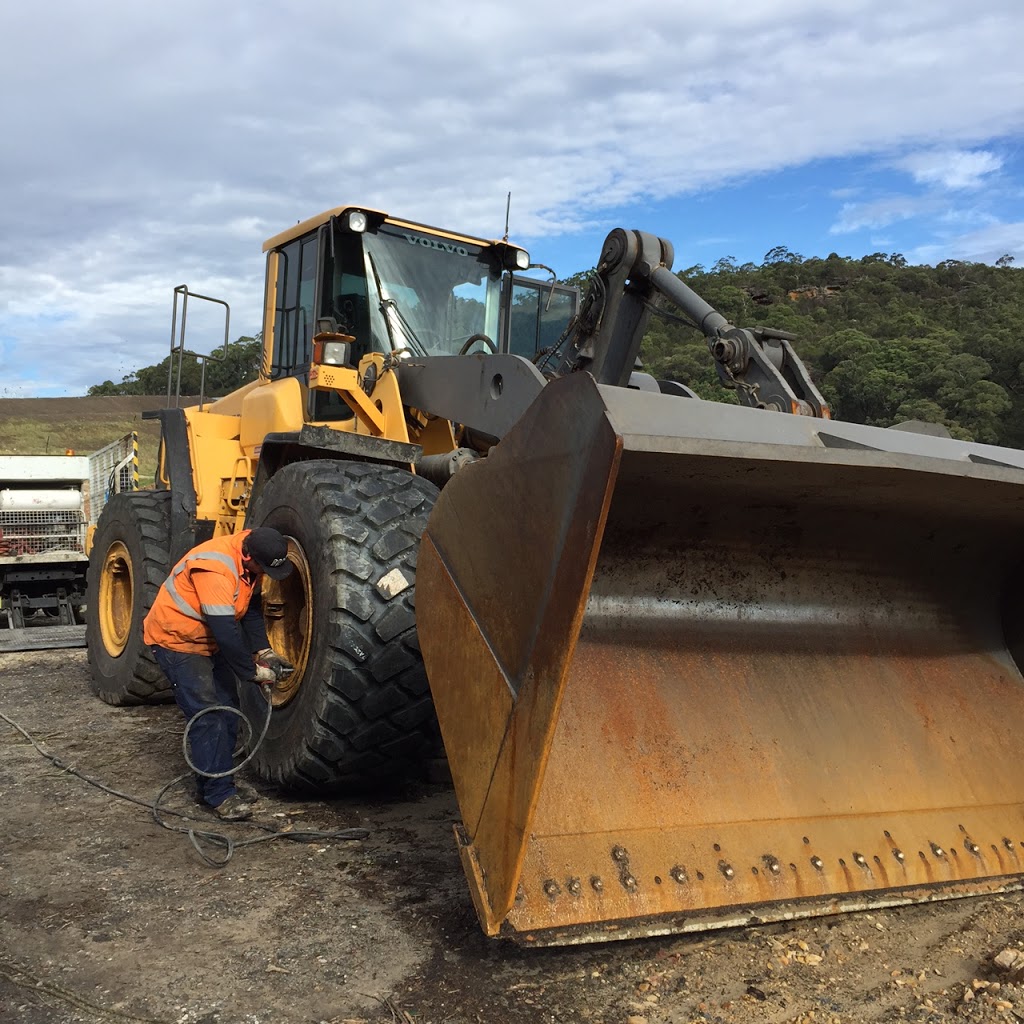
[261,538,312,707]
[98,541,134,657]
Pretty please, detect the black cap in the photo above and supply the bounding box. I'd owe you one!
[245,527,294,580]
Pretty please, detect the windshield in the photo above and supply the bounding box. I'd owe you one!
[359,224,502,356]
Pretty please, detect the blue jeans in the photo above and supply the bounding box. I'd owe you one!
[152,646,241,808]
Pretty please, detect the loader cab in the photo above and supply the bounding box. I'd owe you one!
[262,208,578,421]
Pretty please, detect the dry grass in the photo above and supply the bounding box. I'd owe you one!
[0,396,198,484]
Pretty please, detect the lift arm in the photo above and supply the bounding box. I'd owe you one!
[551,228,829,417]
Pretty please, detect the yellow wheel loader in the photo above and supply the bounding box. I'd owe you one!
[88,206,1024,945]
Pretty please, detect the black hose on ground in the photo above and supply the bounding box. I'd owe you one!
[0,705,370,868]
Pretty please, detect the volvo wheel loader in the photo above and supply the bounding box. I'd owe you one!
[88,205,1024,945]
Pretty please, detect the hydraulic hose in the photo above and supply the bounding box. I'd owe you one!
[179,682,274,779]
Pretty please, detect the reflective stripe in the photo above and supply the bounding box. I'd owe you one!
[187,551,238,575]
[186,552,241,601]
[163,575,204,621]
[164,550,242,621]
[200,604,236,616]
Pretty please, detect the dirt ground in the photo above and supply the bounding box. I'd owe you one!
[3,649,1024,1024]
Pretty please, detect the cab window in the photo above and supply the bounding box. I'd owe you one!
[271,232,319,380]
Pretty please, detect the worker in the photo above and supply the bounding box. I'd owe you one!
[143,527,295,821]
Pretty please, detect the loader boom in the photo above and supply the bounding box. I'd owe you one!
[548,228,828,416]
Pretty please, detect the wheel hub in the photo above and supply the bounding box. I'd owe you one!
[260,538,312,707]
[98,541,133,657]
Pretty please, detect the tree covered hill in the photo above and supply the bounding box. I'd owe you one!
[88,336,262,400]
[641,250,1024,447]
[88,252,1024,448]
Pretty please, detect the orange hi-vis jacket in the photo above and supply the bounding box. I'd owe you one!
[143,531,260,654]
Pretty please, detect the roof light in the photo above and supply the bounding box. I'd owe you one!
[345,210,368,233]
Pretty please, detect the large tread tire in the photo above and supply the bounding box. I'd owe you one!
[86,491,174,705]
[242,460,441,790]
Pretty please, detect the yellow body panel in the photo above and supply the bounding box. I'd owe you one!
[177,353,415,535]
[239,377,305,456]
[180,407,250,526]
[203,379,260,418]
[411,414,457,456]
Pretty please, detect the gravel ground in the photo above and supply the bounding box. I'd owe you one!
[2,648,1024,1024]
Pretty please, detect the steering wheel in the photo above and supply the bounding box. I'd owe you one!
[458,333,497,356]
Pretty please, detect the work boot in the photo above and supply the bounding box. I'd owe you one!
[212,794,253,821]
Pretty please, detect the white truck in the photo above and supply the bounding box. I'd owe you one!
[0,435,137,652]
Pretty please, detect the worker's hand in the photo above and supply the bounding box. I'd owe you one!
[252,663,277,685]
[255,647,295,680]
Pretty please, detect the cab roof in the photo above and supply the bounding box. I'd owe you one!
[262,205,514,253]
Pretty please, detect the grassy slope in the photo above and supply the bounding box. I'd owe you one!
[0,396,199,484]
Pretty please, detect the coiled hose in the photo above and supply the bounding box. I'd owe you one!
[1,693,369,869]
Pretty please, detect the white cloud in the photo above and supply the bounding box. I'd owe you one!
[830,196,934,234]
[896,149,1004,190]
[908,221,1024,265]
[1,0,1024,393]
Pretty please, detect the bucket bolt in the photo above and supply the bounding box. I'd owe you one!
[610,845,637,892]
[719,860,735,880]
[810,856,824,871]
[892,848,905,863]
[543,879,561,900]
[590,875,604,893]
[762,855,782,875]
[670,866,689,885]
[964,838,981,856]
[929,843,945,858]
[566,877,582,896]
[853,852,869,870]
[1004,838,1015,851]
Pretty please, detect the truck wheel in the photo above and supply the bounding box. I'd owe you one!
[86,491,173,705]
[242,460,441,789]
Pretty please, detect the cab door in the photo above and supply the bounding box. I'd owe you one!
[500,276,579,360]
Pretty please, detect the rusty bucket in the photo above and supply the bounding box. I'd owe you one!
[417,371,1024,944]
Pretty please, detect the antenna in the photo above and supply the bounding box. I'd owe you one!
[502,192,511,242]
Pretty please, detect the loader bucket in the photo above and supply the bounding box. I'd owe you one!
[417,371,1024,945]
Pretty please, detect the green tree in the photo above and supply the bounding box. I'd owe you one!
[88,336,262,397]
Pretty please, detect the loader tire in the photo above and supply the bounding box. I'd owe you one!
[86,491,173,706]
[242,459,441,790]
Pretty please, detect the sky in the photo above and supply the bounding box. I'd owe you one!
[1,0,1023,397]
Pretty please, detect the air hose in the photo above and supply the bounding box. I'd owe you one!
[178,682,274,779]
[0,696,369,869]
[153,683,369,866]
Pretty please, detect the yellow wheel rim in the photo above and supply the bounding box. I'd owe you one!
[98,541,134,657]
[261,538,312,707]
